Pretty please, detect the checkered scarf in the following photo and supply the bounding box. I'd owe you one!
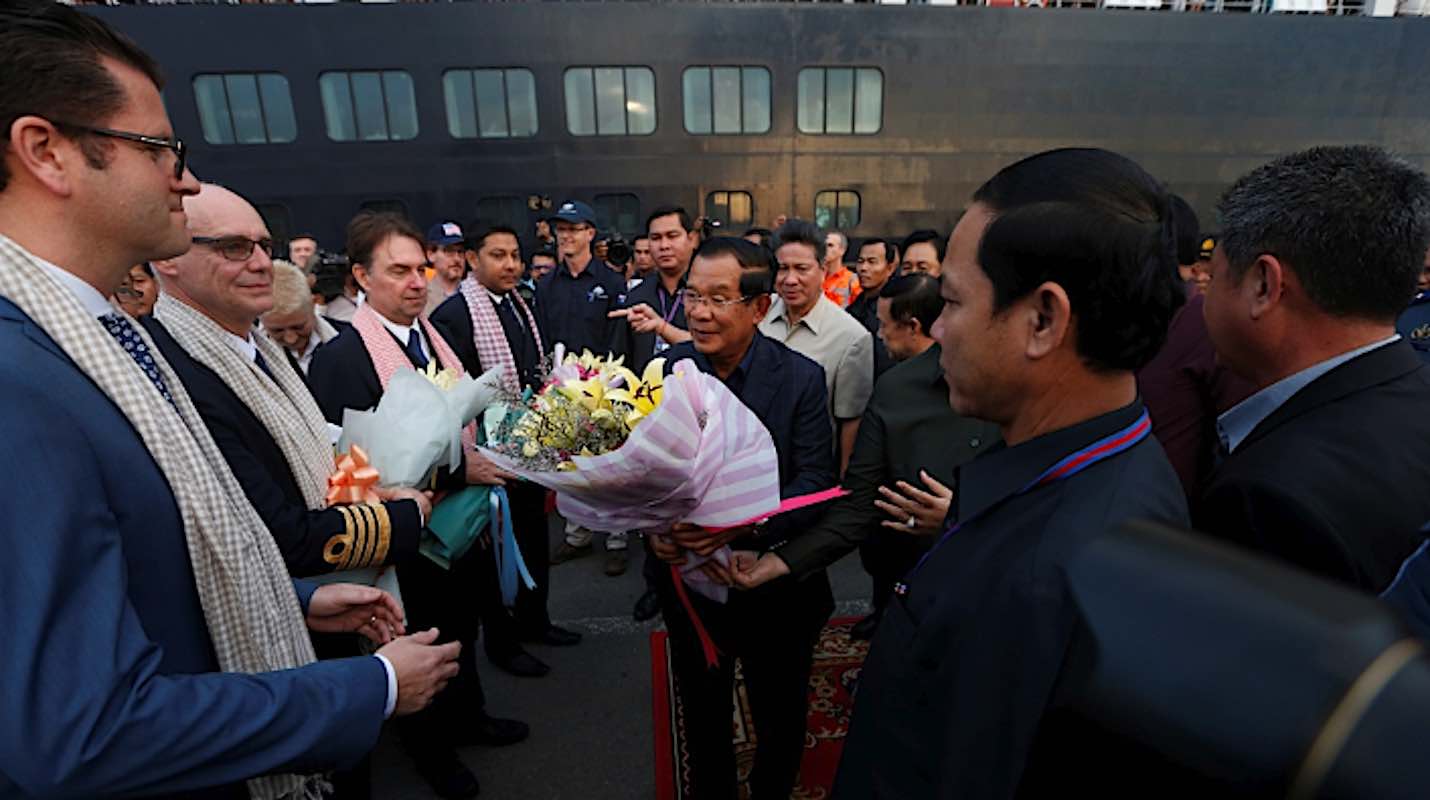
[458,276,543,393]
[0,236,322,800]
[350,303,476,447]
[153,294,332,509]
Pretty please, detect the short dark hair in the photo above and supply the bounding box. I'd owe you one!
[859,237,898,265]
[633,234,649,245]
[0,0,165,192]
[464,223,520,253]
[345,210,425,269]
[647,205,694,234]
[773,218,826,266]
[1169,195,1201,266]
[900,229,946,265]
[694,236,775,296]
[1218,145,1430,322]
[971,147,1183,372]
[290,233,317,244]
[879,273,941,335]
[531,248,557,263]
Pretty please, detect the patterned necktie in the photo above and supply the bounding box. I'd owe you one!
[496,296,523,331]
[99,313,175,407]
[405,328,429,368]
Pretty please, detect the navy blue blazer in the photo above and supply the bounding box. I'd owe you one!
[0,297,385,798]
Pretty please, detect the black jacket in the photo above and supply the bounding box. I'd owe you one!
[144,318,422,578]
[1194,339,1430,592]
[608,276,686,374]
[428,290,544,392]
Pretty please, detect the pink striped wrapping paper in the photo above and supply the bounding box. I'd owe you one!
[479,359,783,601]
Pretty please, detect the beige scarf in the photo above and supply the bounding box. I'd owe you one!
[0,235,322,800]
[154,294,332,508]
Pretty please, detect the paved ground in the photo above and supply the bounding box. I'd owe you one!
[372,518,873,799]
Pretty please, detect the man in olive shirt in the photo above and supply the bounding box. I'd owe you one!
[739,275,1000,640]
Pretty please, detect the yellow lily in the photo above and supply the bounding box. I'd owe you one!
[606,357,667,428]
[419,361,460,391]
[556,376,609,413]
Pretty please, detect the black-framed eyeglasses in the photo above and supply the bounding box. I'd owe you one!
[58,123,187,180]
[191,236,274,262]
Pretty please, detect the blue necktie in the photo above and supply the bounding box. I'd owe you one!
[404,328,429,368]
[252,346,275,381]
[99,313,175,407]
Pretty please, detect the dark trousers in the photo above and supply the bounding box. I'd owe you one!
[394,550,486,762]
[478,481,552,658]
[652,549,834,800]
[859,530,926,613]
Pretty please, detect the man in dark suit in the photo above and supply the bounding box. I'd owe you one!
[649,237,837,800]
[430,223,582,677]
[308,212,528,799]
[1196,145,1430,592]
[0,4,458,796]
[823,148,1189,798]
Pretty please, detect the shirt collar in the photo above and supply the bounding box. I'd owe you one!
[376,312,421,343]
[689,331,764,383]
[223,328,257,362]
[770,295,832,336]
[32,256,116,319]
[956,400,1147,525]
[301,329,322,359]
[1216,334,1400,454]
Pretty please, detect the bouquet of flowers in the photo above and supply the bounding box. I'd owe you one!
[484,346,824,664]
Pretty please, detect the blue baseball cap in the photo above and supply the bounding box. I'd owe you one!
[550,200,597,227]
[426,221,464,247]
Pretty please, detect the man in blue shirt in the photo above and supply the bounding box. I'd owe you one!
[533,200,627,358]
[1197,146,1430,591]
[649,237,836,800]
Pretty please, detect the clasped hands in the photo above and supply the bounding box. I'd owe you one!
[306,583,461,716]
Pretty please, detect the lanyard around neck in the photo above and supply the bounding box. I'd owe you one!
[893,410,1152,598]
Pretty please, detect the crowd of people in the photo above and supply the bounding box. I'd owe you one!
[6,2,1430,800]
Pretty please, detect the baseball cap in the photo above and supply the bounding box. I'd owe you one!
[427,221,464,247]
[550,200,597,227]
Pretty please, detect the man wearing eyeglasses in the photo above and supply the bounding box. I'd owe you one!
[763,218,876,476]
[646,237,836,800]
[0,3,462,798]
[533,200,627,360]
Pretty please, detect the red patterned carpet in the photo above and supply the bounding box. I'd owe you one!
[651,617,868,800]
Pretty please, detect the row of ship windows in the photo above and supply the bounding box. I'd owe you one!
[192,66,884,145]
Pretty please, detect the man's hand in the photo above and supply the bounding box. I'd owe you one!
[729,551,791,590]
[307,582,406,645]
[464,450,516,486]
[875,470,953,535]
[650,533,686,564]
[608,303,664,334]
[668,522,753,557]
[377,629,461,716]
[374,486,434,521]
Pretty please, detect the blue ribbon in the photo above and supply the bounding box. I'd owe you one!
[490,486,537,607]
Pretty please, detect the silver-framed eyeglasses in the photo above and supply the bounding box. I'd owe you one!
[680,290,753,310]
[191,236,274,262]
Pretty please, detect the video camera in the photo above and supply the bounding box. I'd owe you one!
[308,249,351,303]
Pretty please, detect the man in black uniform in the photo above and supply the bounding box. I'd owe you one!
[830,149,1188,799]
[650,237,836,800]
[533,200,627,357]
[429,223,583,672]
[1196,146,1430,591]
[143,184,432,800]
[609,205,698,373]
[308,211,527,800]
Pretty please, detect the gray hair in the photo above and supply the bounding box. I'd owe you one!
[1218,145,1430,321]
[264,259,314,319]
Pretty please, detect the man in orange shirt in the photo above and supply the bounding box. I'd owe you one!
[822,229,860,308]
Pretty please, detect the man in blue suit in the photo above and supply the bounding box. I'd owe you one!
[0,4,459,797]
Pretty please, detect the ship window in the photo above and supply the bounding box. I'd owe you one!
[443,69,538,139]
[564,67,656,136]
[706,191,754,229]
[682,67,771,135]
[193,73,297,145]
[594,193,641,235]
[477,195,528,231]
[798,68,882,135]
[814,190,861,230]
[319,71,419,142]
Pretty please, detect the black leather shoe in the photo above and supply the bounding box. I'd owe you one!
[632,588,661,622]
[522,624,581,646]
[849,612,881,641]
[414,754,480,799]
[489,649,550,678]
[457,715,530,747]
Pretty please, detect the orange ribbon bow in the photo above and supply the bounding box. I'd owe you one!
[326,444,381,506]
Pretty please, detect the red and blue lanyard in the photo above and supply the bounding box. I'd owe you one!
[893,409,1152,597]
